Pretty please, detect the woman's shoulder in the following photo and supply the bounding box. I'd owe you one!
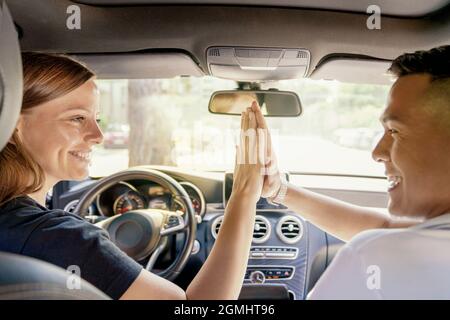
[0,195,86,228]
[0,195,44,212]
[0,195,98,253]
[0,196,142,299]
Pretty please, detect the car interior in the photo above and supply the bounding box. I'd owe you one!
[0,0,449,300]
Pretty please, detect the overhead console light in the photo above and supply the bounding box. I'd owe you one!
[207,47,310,81]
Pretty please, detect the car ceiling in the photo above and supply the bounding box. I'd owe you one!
[6,0,450,81]
[74,0,450,18]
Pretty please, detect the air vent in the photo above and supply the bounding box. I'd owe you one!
[209,48,221,57]
[252,215,271,244]
[211,215,224,239]
[277,216,303,244]
[63,200,93,215]
[63,200,80,213]
[211,215,271,243]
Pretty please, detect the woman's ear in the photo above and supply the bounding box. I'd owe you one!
[7,128,19,146]
[9,116,24,146]
[7,130,16,146]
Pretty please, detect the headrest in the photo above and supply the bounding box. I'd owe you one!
[0,1,22,151]
[0,251,110,300]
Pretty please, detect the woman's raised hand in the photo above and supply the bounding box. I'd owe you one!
[230,101,265,203]
[250,101,282,200]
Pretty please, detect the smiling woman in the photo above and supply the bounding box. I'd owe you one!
[0,52,99,207]
[0,51,268,300]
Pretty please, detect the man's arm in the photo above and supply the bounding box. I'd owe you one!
[249,102,421,243]
[280,183,421,242]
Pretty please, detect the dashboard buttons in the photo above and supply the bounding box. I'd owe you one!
[245,266,294,281]
[250,252,265,258]
[265,252,295,258]
[249,247,298,259]
[166,215,181,228]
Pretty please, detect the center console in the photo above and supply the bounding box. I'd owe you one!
[207,171,308,299]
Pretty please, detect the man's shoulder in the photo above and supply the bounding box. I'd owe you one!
[345,224,450,264]
[347,227,422,254]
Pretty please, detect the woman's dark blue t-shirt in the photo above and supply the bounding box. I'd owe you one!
[0,196,143,299]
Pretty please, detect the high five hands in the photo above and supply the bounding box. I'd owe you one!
[231,101,282,203]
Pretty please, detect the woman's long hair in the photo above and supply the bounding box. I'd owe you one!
[0,52,94,206]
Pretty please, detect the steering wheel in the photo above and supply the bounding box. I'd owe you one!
[74,167,197,281]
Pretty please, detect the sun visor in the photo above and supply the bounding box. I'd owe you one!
[311,58,393,85]
[72,52,204,79]
[0,1,22,151]
[207,47,310,81]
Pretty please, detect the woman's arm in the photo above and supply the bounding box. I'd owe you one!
[120,192,259,300]
[121,105,264,299]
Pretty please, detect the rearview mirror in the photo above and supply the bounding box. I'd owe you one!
[208,90,302,117]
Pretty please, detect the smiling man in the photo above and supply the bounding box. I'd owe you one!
[251,45,450,299]
[309,46,450,299]
[375,74,450,219]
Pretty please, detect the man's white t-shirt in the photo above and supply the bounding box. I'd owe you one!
[308,213,450,299]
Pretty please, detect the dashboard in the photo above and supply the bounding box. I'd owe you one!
[52,167,389,299]
[64,180,206,221]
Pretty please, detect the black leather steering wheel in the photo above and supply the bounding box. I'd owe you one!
[74,167,197,281]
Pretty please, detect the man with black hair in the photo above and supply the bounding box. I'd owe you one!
[258,46,450,299]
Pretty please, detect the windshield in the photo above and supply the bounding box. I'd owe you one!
[91,77,390,177]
